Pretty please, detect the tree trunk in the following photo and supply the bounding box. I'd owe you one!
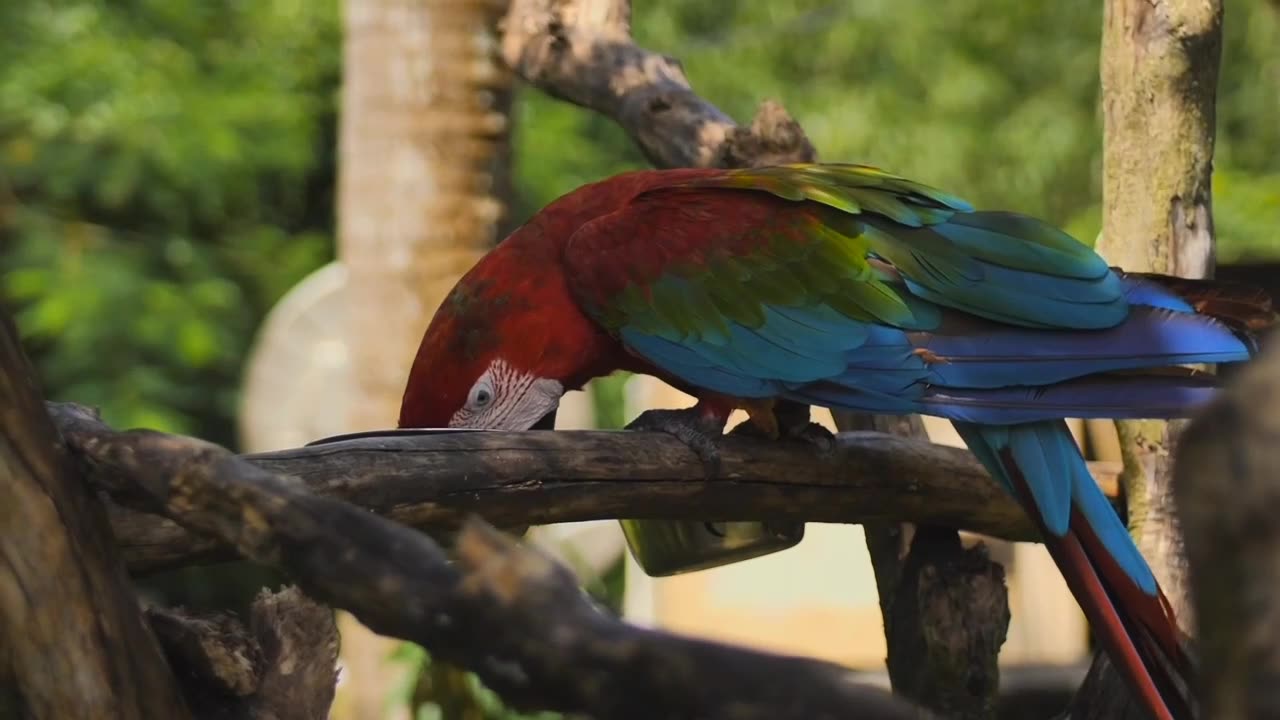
[833,412,1009,720]
[0,310,191,719]
[335,0,515,716]
[338,0,513,432]
[1072,0,1223,715]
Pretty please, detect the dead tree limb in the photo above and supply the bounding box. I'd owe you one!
[1175,343,1280,719]
[836,413,1010,720]
[145,587,340,720]
[500,0,815,169]
[0,314,191,719]
[53,402,927,720]
[82,406,1123,576]
[1072,0,1224,717]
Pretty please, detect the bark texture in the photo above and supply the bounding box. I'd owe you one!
[0,313,191,719]
[501,0,815,170]
[835,414,1010,720]
[86,418,1128,576]
[1073,0,1224,716]
[146,587,340,720]
[53,402,929,720]
[338,0,513,431]
[1175,342,1280,720]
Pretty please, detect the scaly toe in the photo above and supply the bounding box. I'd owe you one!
[787,422,837,455]
[626,408,725,479]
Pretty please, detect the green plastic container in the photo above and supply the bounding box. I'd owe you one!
[619,518,806,576]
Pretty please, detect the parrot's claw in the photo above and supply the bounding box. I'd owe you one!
[785,421,838,456]
[730,419,837,457]
[626,408,726,480]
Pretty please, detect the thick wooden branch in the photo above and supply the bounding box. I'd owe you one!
[53,402,927,720]
[500,0,814,169]
[1175,342,1280,719]
[145,587,340,720]
[83,407,1119,575]
[0,315,191,719]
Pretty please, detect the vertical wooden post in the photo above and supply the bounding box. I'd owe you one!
[1073,0,1223,715]
[1096,0,1223,639]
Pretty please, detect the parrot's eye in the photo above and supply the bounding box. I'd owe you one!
[468,380,495,409]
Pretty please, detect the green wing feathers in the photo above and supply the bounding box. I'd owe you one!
[672,163,973,226]
[567,162,1124,343]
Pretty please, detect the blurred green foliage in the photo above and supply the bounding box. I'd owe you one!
[0,0,339,446]
[2,1,1279,718]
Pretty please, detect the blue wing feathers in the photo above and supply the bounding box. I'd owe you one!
[1118,275,1196,314]
[601,171,1248,672]
[922,374,1222,424]
[936,213,1112,280]
[919,306,1251,389]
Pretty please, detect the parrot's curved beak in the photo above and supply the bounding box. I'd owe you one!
[303,427,492,447]
[304,407,560,447]
[530,407,557,430]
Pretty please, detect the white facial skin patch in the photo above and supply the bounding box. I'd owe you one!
[449,357,564,430]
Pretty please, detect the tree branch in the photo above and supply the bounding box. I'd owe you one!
[52,402,927,720]
[0,314,191,719]
[145,587,340,720]
[500,0,815,169]
[80,406,1122,576]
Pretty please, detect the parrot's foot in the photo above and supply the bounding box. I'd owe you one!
[784,421,838,455]
[729,419,837,456]
[626,408,727,479]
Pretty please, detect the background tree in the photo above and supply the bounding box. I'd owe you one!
[336,0,516,716]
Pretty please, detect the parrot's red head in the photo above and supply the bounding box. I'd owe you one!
[397,221,626,431]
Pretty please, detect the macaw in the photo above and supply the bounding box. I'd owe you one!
[398,163,1274,720]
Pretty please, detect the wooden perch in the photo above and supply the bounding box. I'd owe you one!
[83,405,1121,575]
[52,401,928,720]
[839,413,1011,719]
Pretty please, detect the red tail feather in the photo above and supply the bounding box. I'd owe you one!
[998,449,1195,720]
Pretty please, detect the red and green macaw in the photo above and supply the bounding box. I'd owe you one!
[399,163,1274,720]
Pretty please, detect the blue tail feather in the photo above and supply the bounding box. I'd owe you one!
[953,420,1158,596]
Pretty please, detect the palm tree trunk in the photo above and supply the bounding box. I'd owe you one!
[333,1,513,717]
